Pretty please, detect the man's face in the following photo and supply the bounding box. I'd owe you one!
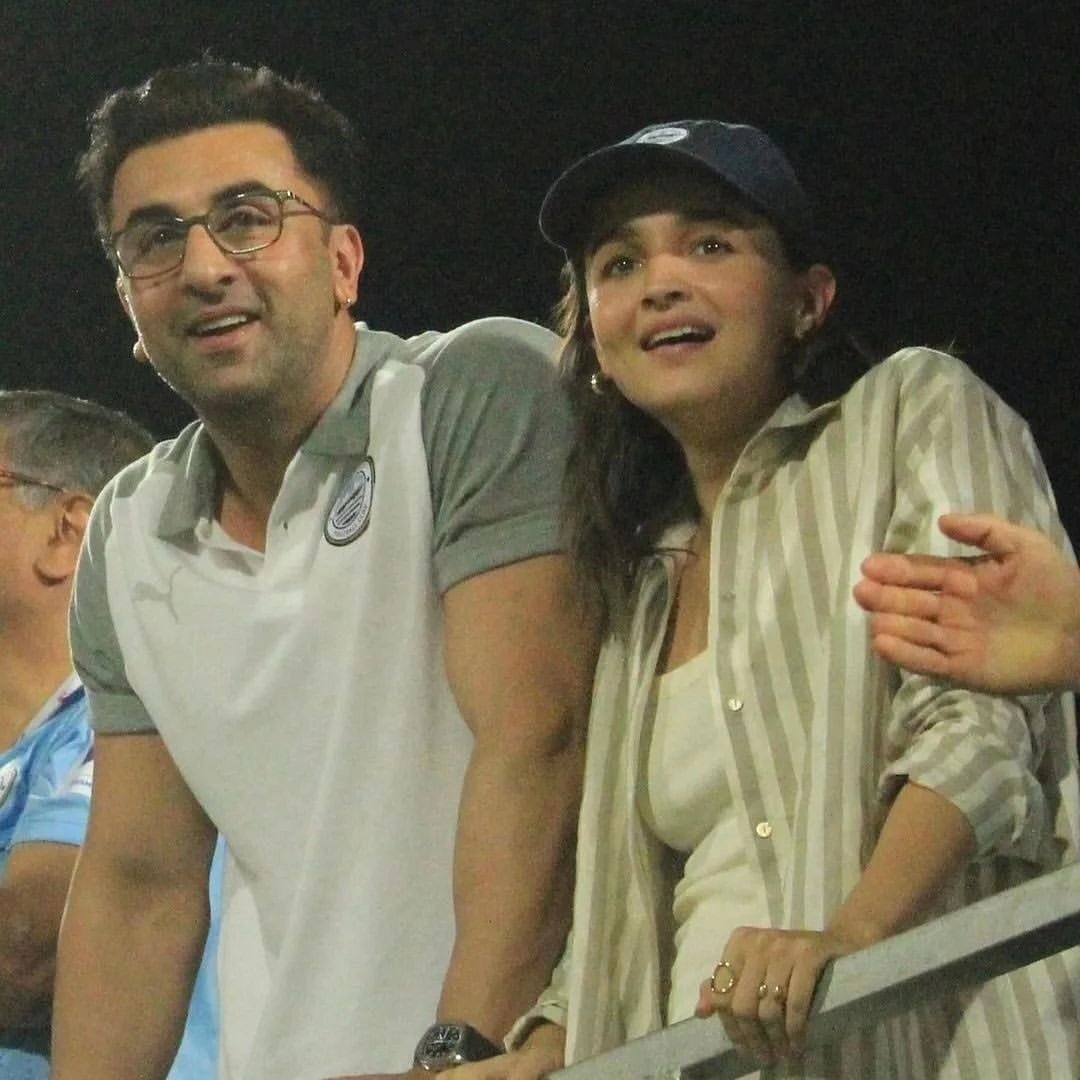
[0,443,49,626]
[109,122,362,419]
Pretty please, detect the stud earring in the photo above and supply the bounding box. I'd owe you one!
[589,371,609,395]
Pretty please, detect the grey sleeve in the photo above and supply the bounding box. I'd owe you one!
[420,317,572,593]
[70,482,158,735]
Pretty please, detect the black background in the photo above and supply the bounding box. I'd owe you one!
[1,1,1076,538]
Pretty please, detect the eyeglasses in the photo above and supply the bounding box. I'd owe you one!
[0,467,66,494]
[110,189,335,279]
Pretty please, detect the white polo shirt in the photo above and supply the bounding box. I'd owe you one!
[71,317,570,1080]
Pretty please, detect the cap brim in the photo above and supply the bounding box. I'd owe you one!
[539,142,725,252]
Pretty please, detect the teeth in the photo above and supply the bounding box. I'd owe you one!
[646,325,712,348]
[194,314,251,335]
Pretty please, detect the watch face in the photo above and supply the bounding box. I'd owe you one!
[416,1023,468,1069]
[415,1022,500,1070]
[424,1024,464,1058]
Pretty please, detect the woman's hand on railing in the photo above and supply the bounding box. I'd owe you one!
[695,925,862,1065]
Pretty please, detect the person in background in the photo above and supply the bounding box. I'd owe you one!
[855,512,1080,694]
[53,58,595,1080]
[0,389,218,1079]
[459,120,1080,1078]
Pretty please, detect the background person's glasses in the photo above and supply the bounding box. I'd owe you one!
[110,189,334,279]
[0,467,66,494]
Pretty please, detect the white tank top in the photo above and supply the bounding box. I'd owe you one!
[639,652,771,1022]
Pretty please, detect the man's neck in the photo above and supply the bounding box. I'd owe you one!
[0,624,73,754]
[205,317,358,552]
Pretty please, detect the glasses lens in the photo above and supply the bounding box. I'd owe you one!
[116,220,188,278]
[208,193,282,254]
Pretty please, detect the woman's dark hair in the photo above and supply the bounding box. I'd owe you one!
[78,57,363,253]
[556,207,877,637]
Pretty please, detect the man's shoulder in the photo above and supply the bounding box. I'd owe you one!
[95,420,202,503]
[393,316,559,377]
[86,419,207,549]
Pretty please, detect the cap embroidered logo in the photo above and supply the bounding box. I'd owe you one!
[633,126,689,145]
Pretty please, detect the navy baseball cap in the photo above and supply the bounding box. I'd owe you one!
[539,119,820,258]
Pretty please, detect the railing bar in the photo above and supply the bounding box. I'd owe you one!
[554,860,1080,1079]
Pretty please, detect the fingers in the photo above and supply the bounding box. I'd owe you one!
[859,552,947,590]
[698,952,796,1064]
[854,576,945,618]
[936,512,1022,557]
[870,632,954,679]
[869,611,948,649]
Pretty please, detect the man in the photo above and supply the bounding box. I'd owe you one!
[855,512,1080,694]
[53,59,595,1080]
[0,392,154,1075]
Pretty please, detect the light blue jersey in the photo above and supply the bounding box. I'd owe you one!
[0,677,92,1079]
[169,840,223,1079]
[0,678,221,1079]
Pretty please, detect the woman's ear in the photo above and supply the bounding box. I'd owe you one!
[795,263,837,339]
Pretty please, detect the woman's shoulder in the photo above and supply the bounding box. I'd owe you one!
[844,347,1012,413]
[864,346,980,388]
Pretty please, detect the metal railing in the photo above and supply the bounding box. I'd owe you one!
[553,860,1080,1079]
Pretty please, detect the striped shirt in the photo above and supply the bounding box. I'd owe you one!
[516,348,1080,1077]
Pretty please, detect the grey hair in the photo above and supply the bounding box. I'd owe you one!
[0,390,154,508]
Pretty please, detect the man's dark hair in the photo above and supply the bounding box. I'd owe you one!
[0,390,154,506]
[78,57,363,251]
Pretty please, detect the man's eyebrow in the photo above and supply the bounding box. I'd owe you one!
[116,181,276,230]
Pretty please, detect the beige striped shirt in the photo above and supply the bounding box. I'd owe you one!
[516,348,1080,1077]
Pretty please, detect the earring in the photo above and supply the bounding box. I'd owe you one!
[589,371,609,395]
[132,339,149,363]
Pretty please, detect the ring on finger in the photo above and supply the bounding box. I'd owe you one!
[757,982,769,1000]
[710,959,736,995]
[771,984,786,1004]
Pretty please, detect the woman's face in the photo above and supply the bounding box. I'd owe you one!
[582,170,834,443]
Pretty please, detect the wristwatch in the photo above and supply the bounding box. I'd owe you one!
[413,1021,501,1071]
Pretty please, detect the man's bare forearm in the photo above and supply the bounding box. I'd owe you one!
[438,737,581,1042]
[51,857,209,1079]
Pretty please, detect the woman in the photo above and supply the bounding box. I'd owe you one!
[461,120,1080,1078]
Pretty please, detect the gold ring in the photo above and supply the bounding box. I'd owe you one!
[772,985,786,1004]
[710,960,736,995]
[758,982,769,999]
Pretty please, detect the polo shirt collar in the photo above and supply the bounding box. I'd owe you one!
[155,323,393,539]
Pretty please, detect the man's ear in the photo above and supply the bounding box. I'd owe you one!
[116,278,151,363]
[34,493,93,584]
[332,225,365,311]
[116,274,135,324]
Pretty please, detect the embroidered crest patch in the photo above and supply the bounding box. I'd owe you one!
[324,457,375,546]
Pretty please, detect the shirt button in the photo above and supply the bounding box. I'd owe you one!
[755,821,773,839]
[726,697,743,712]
